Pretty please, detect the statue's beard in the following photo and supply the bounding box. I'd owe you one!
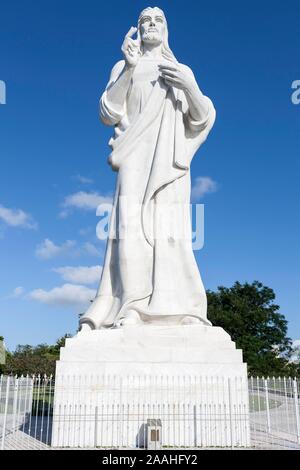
[142,32,162,45]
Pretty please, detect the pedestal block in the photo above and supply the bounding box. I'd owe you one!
[52,325,250,448]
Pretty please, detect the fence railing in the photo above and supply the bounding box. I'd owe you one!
[248,376,300,449]
[0,374,299,450]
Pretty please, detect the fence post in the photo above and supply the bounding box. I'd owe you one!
[12,375,19,433]
[293,378,300,444]
[228,378,234,449]
[264,378,271,433]
[1,376,10,450]
[0,375,3,400]
[193,404,197,447]
[119,376,123,447]
[94,406,98,448]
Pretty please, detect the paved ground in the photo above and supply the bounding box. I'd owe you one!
[2,391,300,450]
[249,390,300,449]
[3,430,50,450]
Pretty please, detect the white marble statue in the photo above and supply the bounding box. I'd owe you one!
[80,6,216,331]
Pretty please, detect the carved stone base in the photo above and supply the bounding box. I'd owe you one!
[52,325,250,448]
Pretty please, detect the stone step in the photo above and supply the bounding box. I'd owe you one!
[65,325,234,350]
[55,361,248,378]
[60,345,243,363]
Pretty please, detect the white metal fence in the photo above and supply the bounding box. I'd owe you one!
[248,377,300,449]
[51,374,250,448]
[0,374,300,450]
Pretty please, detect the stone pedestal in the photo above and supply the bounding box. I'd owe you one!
[52,325,250,448]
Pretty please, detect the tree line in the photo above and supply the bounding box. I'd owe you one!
[1,281,299,377]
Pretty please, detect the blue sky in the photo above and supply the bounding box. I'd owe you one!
[0,0,299,350]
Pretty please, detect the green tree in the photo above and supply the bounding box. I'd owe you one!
[207,281,295,376]
[0,336,6,374]
[2,334,72,376]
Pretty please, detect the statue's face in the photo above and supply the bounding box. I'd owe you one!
[139,8,166,46]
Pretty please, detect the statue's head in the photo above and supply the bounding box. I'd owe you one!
[138,7,166,45]
[137,7,177,63]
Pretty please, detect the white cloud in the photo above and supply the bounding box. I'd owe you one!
[60,191,113,217]
[290,340,300,363]
[3,286,25,300]
[58,210,69,219]
[191,177,218,201]
[35,238,103,260]
[79,227,93,237]
[83,242,102,257]
[53,265,102,285]
[73,174,94,185]
[0,204,37,229]
[29,283,96,308]
[12,286,25,297]
[35,239,76,260]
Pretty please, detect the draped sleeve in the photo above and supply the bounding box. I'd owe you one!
[179,65,216,136]
[99,60,127,126]
[173,66,216,170]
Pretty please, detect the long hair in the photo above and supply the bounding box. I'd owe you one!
[137,7,178,63]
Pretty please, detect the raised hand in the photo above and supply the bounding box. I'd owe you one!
[121,27,141,68]
[159,62,209,122]
[158,63,195,91]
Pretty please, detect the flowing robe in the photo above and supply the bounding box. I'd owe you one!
[80,58,216,329]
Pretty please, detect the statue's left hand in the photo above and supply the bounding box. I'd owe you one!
[158,63,195,91]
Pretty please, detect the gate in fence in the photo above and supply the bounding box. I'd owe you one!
[1,374,300,450]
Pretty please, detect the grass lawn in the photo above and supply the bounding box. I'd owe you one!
[249,394,282,412]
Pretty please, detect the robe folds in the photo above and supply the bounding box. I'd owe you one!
[80,59,216,329]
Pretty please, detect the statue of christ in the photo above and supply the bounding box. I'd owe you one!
[80,7,216,331]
